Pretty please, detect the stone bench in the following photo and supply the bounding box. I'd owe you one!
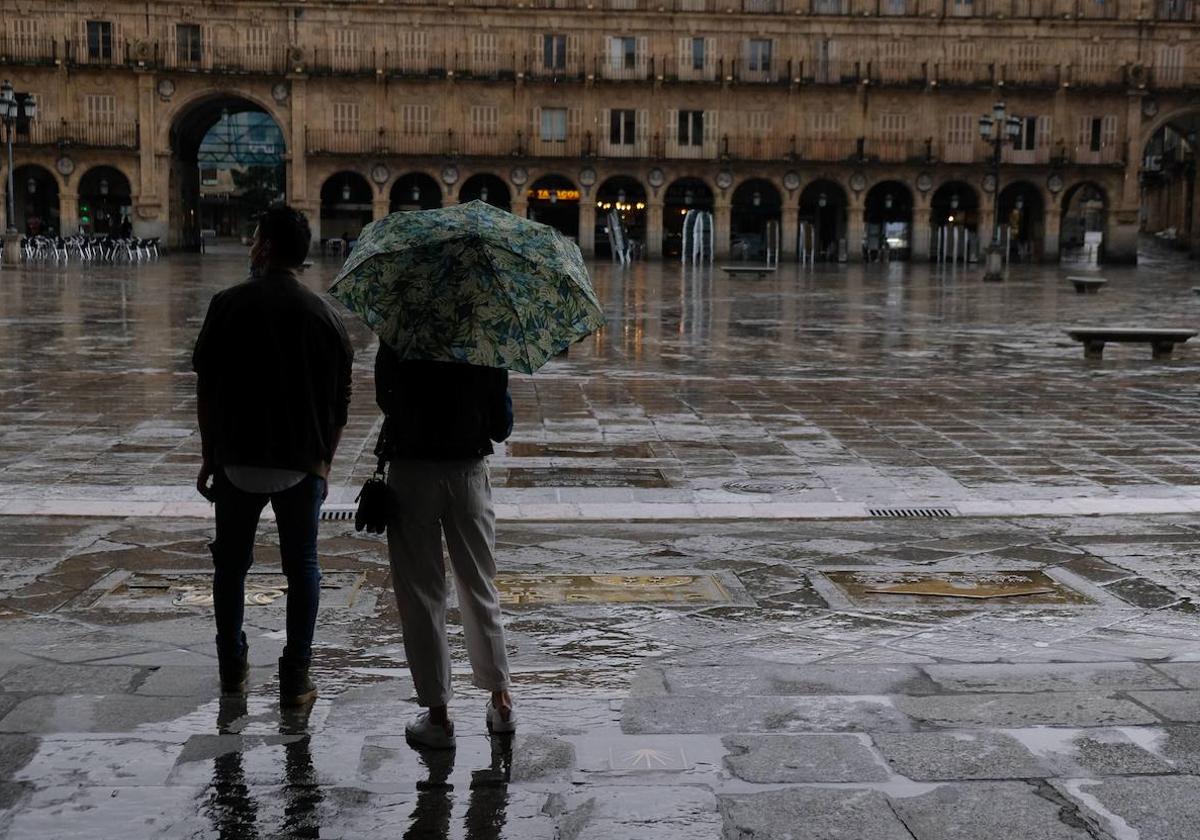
[721,265,777,278]
[1065,327,1198,360]
[1067,276,1107,294]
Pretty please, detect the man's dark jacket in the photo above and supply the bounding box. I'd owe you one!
[193,269,354,478]
[374,347,513,461]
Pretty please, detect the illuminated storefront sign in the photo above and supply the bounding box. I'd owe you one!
[528,188,581,201]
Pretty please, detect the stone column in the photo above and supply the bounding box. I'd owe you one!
[58,192,79,237]
[645,200,663,259]
[713,200,731,259]
[578,198,596,257]
[779,205,798,262]
[1042,204,1061,263]
[846,196,866,262]
[134,73,167,243]
[512,196,528,219]
[1106,209,1139,265]
[1190,173,1200,258]
[911,206,932,261]
[287,78,309,208]
[372,193,389,221]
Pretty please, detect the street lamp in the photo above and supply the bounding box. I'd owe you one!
[410,184,420,203]
[818,192,827,208]
[480,185,489,202]
[979,100,1023,281]
[1,80,35,262]
[99,178,109,196]
[752,190,762,207]
[341,182,351,202]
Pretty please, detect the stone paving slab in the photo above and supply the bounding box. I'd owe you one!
[891,782,1097,840]
[874,731,1048,781]
[721,789,916,840]
[895,693,1161,729]
[723,733,889,783]
[1058,776,1200,840]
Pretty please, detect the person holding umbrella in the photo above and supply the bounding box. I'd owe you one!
[330,201,605,749]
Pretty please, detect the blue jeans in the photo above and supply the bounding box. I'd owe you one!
[210,472,326,663]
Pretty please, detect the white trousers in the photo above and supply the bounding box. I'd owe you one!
[385,458,511,707]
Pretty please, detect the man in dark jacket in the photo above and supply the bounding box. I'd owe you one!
[375,349,515,749]
[193,205,353,706]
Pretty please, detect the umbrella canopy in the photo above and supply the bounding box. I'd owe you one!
[329,200,606,374]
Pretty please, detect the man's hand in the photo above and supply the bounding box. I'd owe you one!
[197,462,216,502]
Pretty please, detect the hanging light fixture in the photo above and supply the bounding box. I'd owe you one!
[410,183,420,202]
[549,189,558,204]
[220,107,230,123]
[341,182,351,202]
[617,189,626,204]
[818,192,827,208]
[99,178,109,196]
[752,191,762,207]
[26,176,36,195]
[1015,196,1025,210]
[684,188,694,206]
[884,193,894,209]
[480,186,489,202]
[950,193,959,210]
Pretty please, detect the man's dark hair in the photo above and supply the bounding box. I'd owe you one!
[257,204,311,268]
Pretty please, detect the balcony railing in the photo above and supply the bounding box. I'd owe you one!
[1002,145,1051,164]
[383,49,450,77]
[665,57,722,83]
[448,131,522,157]
[733,58,790,84]
[598,136,652,158]
[522,134,589,157]
[524,55,588,82]
[595,56,653,81]
[796,137,860,162]
[799,60,863,85]
[1072,144,1121,165]
[453,51,518,80]
[940,139,988,163]
[307,128,388,155]
[64,37,127,68]
[0,35,58,65]
[19,120,140,149]
[933,61,994,86]
[865,137,929,162]
[1067,64,1126,87]
[998,63,1060,86]
[720,135,789,160]
[1155,0,1196,19]
[866,60,929,85]
[1151,65,1189,88]
[309,47,380,76]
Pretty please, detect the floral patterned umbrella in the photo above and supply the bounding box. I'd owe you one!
[329,201,606,374]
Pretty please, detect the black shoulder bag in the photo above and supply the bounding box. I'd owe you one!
[354,424,390,534]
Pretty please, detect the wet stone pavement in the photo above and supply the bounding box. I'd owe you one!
[3,248,1200,837]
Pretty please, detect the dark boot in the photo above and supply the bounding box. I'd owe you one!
[279,655,317,707]
[218,633,249,695]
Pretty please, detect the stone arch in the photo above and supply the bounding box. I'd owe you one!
[78,166,134,235]
[594,175,647,259]
[662,176,715,258]
[320,171,374,248]
[458,173,511,209]
[10,164,59,236]
[996,180,1045,262]
[526,173,580,238]
[389,172,442,211]
[730,177,782,261]
[863,180,914,260]
[798,179,848,261]
[1060,180,1110,264]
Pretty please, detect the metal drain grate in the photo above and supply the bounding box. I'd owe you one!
[320,506,356,522]
[866,507,956,519]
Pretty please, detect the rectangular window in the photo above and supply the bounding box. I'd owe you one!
[471,32,497,67]
[747,39,772,72]
[610,109,636,145]
[812,0,846,12]
[85,93,117,124]
[471,105,498,136]
[540,107,568,142]
[747,111,771,136]
[334,29,358,62]
[245,26,269,58]
[677,110,704,146]
[86,21,112,61]
[691,37,705,71]
[13,19,38,46]
[543,34,567,70]
[200,167,219,186]
[1157,45,1185,84]
[1014,115,1039,151]
[878,113,908,138]
[176,23,202,64]
[610,36,637,70]
[400,104,431,135]
[808,112,840,134]
[951,0,973,14]
[333,102,359,133]
[399,31,428,66]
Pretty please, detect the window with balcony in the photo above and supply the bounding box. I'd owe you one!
[746,39,772,72]
[812,0,847,13]
[691,37,706,71]
[951,0,974,16]
[333,102,360,133]
[85,93,116,124]
[472,105,498,136]
[1076,115,1117,160]
[610,36,637,71]
[12,19,38,49]
[1156,0,1192,19]
[471,32,498,71]
[812,38,839,83]
[677,110,704,146]
[610,109,636,145]
[1013,116,1039,151]
[541,107,568,142]
[401,104,431,135]
[882,0,908,13]
[944,113,974,162]
[86,21,113,61]
[334,29,359,65]
[398,31,429,69]
[245,26,269,59]
[1156,45,1185,85]
[176,23,203,64]
[543,34,567,70]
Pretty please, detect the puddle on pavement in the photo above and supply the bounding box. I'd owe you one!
[507,442,656,459]
[496,572,732,605]
[823,570,1093,608]
[499,467,670,488]
[80,571,366,611]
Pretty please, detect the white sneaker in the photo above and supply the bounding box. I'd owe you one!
[405,712,456,750]
[486,700,516,734]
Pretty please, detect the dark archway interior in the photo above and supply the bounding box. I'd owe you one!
[864,181,913,258]
[1060,182,1109,262]
[731,179,782,260]
[12,165,58,236]
[930,182,980,229]
[458,174,511,210]
[78,166,132,235]
[527,174,579,239]
[321,172,374,247]
[169,96,286,249]
[1140,115,1200,249]
[595,176,647,258]
[798,180,847,261]
[997,181,1045,261]
[663,178,714,258]
[390,172,442,211]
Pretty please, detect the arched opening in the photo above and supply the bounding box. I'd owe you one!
[730,178,782,261]
[458,174,511,210]
[78,166,132,236]
[169,96,287,249]
[798,180,847,261]
[1139,115,1199,257]
[663,177,714,258]
[863,181,913,261]
[11,165,59,237]
[320,172,374,252]
[1060,182,1109,265]
[930,181,980,263]
[389,172,442,212]
[594,176,647,259]
[526,174,579,239]
[996,181,1044,263]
